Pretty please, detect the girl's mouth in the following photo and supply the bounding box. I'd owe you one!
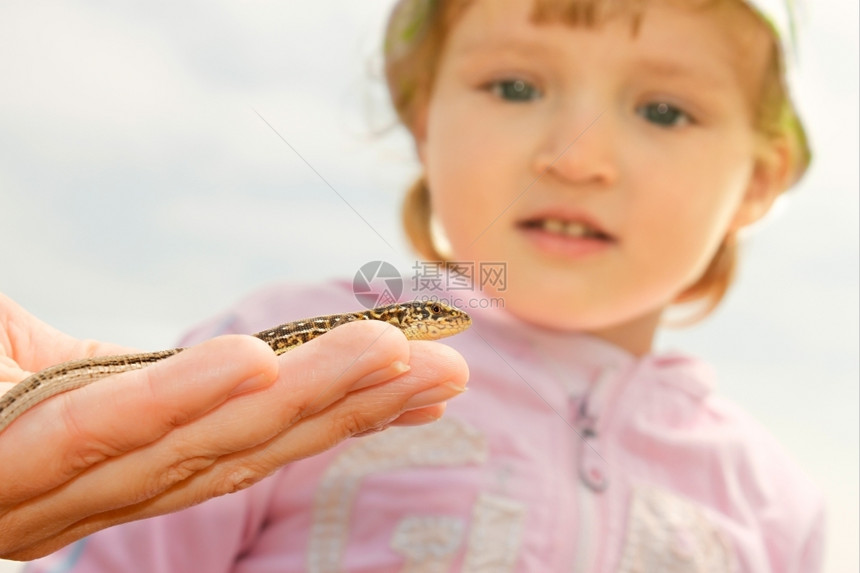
[517,216,616,258]
[519,218,614,241]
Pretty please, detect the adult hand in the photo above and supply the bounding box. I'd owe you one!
[0,293,469,560]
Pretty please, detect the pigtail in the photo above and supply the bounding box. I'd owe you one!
[402,176,447,262]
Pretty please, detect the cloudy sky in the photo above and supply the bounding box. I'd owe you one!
[1,1,857,570]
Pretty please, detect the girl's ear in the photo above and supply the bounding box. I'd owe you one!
[730,137,792,230]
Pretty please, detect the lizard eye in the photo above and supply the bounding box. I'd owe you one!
[431,304,442,314]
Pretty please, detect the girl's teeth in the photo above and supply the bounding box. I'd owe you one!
[539,219,596,238]
[544,219,564,233]
[564,221,588,237]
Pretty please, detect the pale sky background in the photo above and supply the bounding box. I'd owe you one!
[0,1,857,571]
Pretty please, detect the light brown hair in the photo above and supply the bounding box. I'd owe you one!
[384,0,810,323]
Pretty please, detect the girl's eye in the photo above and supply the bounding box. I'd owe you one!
[637,102,691,127]
[487,79,541,102]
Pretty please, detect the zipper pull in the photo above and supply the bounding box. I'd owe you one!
[575,366,617,493]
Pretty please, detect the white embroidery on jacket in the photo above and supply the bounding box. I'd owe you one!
[462,492,526,573]
[617,485,737,573]
[307,417,487,573]
[391,515,465,573]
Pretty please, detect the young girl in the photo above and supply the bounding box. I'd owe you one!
[27,0,824,570]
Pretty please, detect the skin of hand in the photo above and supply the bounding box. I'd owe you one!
[0,293,469,560]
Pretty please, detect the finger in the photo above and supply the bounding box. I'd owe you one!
[388,403,448,426]
[267,319,414,416]
[0,355,30,385]
[0,293,131,372]
[5,340,468,559]
[353,404,450,437]
[0,334,279,504]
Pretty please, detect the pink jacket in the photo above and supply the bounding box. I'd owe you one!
[27,280,824,572]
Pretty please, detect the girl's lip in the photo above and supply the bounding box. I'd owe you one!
[516,209,616,259]
[519,225,614,259]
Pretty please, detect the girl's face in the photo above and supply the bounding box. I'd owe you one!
[417,0,783,353]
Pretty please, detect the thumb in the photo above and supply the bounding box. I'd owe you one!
[0,293,132,374]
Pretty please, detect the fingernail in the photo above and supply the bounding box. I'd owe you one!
[229,371,273,397]
[352,361,411,391]
[392,410,444,426]
[404,382,467,409]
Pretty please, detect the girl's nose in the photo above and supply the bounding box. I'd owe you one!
[532,108,617,187]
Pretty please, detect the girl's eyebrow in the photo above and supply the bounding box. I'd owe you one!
[452,36,555,58]
[632,58,732,89]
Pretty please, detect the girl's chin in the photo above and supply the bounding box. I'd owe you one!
[492,290,664,335]
[494,298,606,332]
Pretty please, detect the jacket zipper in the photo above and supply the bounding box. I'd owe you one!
[571,367,615,573]
[572,452,598,572]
